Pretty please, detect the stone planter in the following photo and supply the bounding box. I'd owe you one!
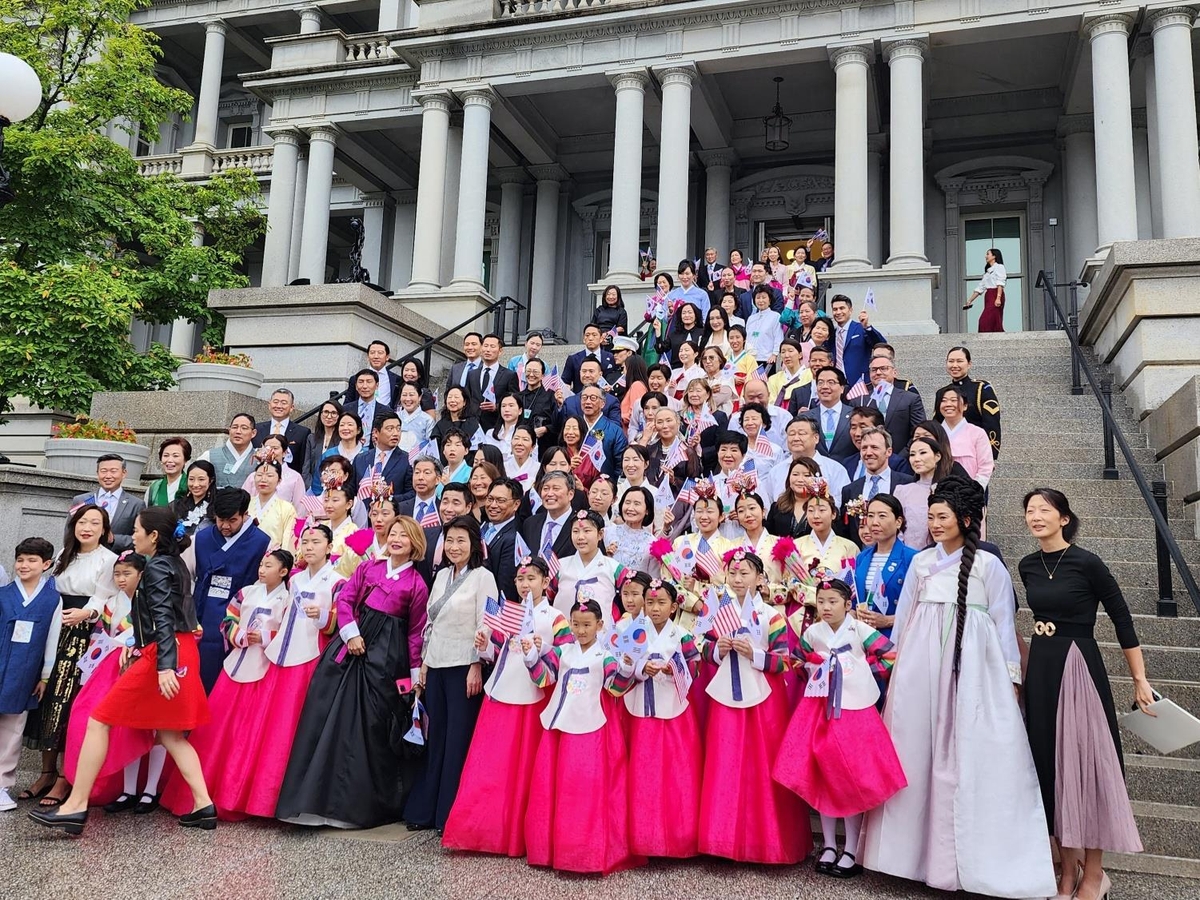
[43,438,151,481]
[175,362,265,397]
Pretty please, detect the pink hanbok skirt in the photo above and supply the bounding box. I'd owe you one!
[627,709,702,858]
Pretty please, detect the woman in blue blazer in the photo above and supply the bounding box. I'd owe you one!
[854,494,919,639]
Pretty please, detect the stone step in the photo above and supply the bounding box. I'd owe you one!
[1099,642,1200,682]
[1104,851,1200,882]
[988,478,1176,501]
[986,515,1184,540]
[1114,677,1200,757]
[992,461,1163,482]
[1003,562,1200,616]
[999,432,1152,452]
[1124,756,1200,807]
[985,533,1200,565]
[1133,800,1200,860]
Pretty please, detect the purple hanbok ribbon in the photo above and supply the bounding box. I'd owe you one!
[824,643,853,720]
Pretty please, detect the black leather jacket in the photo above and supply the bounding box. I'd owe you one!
[133,555,199,672]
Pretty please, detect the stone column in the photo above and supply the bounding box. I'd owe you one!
[1087,13,1138,253]
[440,114,463,287]
[378,0,402,31]
[297,124,339,285]
[494,168,526,302]
[867,134,884,268]
[261,128,302,287]
[606,69,649,280]
[699,148,735,260]
[408,90,452,289]
[529,164,568,329]
[298,6,322,33]
[451,87,495,289]
[654,64,697,270]
[1150,6,1200,238]
[288,152,308,283]
[361,193,395,287]
[389,192,417,290]
[193,20,227,148]
[1058,115,1099,280]
[884,38,929,267]
[829,44,873,270]
[1133,114,1154,240]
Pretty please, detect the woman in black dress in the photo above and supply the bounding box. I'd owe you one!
[1019,488,1153,900]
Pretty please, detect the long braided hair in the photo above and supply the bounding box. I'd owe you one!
[928,475,986,679]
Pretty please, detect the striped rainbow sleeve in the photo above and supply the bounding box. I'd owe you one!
[605,654,636,696]
[222,591,247,649]
[550,613,574,648]
[762,611,789,675]
[680,632,702,678]
[862,628,897,680]
[526,649,554,688]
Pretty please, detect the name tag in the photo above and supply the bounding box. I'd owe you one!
[11,620,34,643]
[209,575,233,601]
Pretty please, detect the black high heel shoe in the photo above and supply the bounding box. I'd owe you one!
[103,793,138,813]
[179,804,217,830]
[28,807,88,836]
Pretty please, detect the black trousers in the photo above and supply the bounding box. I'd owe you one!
[402,664,482,829]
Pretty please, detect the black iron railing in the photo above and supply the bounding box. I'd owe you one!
[293,294,526,426]
[1036,270,1199,617]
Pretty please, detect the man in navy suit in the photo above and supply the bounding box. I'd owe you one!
[562,324,615,393]
[398,455,443,583]
[829,294,884,387]
[840,427,914,537]
[466,333,518,431]
[856,354,927,450]
[482,478,523,603]
[560,358,622,426]
[254,388,312,474]
[342,340,403,411]
[576,386,627,479]
[520,471,578,561]
[842,406,907,479]
[802,366,856,460]
[352,411,414,501]
[447,332,484,392]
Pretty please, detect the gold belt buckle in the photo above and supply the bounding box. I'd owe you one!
[1033,621,1057,637]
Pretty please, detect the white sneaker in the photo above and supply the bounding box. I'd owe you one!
[0,788,16,811]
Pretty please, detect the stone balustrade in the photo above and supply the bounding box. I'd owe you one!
[137,154,185,177]
[137,145,274,180]
[495,0,613,17]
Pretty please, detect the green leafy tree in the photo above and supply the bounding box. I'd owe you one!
[0,0,265,416]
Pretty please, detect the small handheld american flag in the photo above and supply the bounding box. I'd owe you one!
[695,536,723,580]
[666,439,688,469]
[581,431,606,470]
[675,478,698,506]
[711,592,744,638]
[481,595,527,638]
[408,438,433,464]
[846,376,870,401]
[418,504,440,529]
[753,434,776,458]
[543,365,563,393]
[669,649,692,703]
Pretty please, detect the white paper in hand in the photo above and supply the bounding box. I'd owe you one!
[1119,695,1200,754]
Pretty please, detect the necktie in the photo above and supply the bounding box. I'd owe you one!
[462,361,477,387]
[482,523,494,542]
[480,366,491,394]
[836,325,847,366]
[823,409,836,442]
[876,388,889,416]
[273,421,283,435]
[542,520,559,556]
[416,501,428,522]
[868,474,881,500]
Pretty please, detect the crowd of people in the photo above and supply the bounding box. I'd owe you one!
[0,251,1156,900]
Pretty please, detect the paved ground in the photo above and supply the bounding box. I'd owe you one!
[5,754,1198,900]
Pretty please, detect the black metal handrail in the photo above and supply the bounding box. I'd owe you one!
[293,294,526,426]
[1036,270,1199,616]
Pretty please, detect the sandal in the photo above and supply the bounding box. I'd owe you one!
[18,770,57,801]
[39,775,71,808]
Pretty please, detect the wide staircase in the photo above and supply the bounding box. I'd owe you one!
[895,330,1200,882]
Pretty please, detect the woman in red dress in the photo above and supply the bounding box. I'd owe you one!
[29,507,216,835]
[963,247,1007,333]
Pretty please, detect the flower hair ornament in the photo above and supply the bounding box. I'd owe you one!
[370,479,394,503]
[726,467,758,497]
[842,495,867,523]
[693,479,718,501]
[252,445,273,464]
[796,477,832,502]
[320,469,346,491]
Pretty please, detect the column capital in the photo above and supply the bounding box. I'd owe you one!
[306,123,341,143]
[264,126,303,146]
[1056,114,1094,137]
[698,147,738,169]
[653,62,698,88]
[607,68,650,92]
[1149,5,1198,31]
[298,6,324,25]
[412,88,454,113]
[528,163,570,183]
[494,166,530,185]
[829,42,874,68]
[203,17,228,35]
[883,36,929,64]
[1084,12,1136,41]
[457,85,496,108]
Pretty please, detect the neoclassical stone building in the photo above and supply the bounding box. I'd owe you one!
[125,0,1200,343]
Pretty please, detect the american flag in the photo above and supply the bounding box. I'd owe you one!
[581,431,606,470]
[299,494,325,518]
[753,434,776,458]
[665,439,688,469]
[669,649,692,704]
[418,504,440,529]
[408,438,433,464]
[711,593,744,638]
[613,373,627,390]
[695,536,723,580]
[482,595,527,638]
[357,475,379,500]
[846,376,870,401]
[542,365,563,392]
[676,478,698,506]
[754,363,770,380]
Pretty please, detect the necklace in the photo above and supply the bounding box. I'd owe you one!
[1040,545,1070,580]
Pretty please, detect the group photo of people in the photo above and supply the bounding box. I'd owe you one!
[0,250,1159,900]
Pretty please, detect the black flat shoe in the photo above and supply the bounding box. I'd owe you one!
[829,851,864,878]
[406,822,430,832]
[28,807,88,836]
[133,793,160,814]
[103,793,138,813]
[179,804,217,830]
[814,846,838,874]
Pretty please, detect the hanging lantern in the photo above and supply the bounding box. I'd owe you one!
[763,76,791,153]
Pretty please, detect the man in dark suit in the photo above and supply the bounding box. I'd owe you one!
[72,453,146,553]
[575,386,628,479]
[560,358,622,426]
[398,455,443,584]
[352,411,414,501]
[829,294,885,387]
[520,471,578,562]
[700,247,725,293]
[562,324,616,393]
[482,478,523,603]
[786,347,835,417]
[737,262,784,315]
[841,406,908,479]
[341,340,402,412]
[447,331,484,392]
[840,427,915,535]
[870,344,921,396]
[857,355,927,451]
[803,366,856,460]
[467,333,517,431]
[254,388,312,474]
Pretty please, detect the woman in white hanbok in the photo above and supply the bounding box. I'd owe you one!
[861,476,1055,899]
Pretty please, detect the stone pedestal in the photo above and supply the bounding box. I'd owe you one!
[1079,238,1200,419]
[0,465,97,553]
[1146,377,1200,538]
[0,399,74,467]
[817,267,941,335]
[207,283,469,409]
